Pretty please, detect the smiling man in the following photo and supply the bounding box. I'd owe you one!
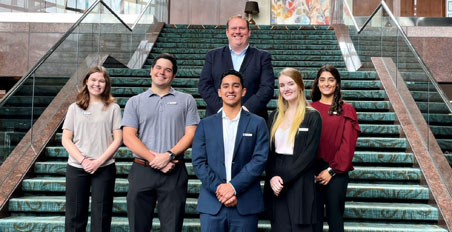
[198,15,275,120]
[192,70,269,232]
[122,53,200,232]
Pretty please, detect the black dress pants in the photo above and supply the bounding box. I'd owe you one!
[127,162,188,232]
[65,163,116,232]
[314,174,349,232]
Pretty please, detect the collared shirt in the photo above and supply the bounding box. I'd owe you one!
[222,109,242,182]
[229,45,249,71]
[121,88,200,157]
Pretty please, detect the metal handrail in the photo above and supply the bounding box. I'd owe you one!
[0,0,157,108]
[342,0,359,32]
[346,0,452,113]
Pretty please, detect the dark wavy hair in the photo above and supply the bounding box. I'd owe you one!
[311,64,343,115]
[76,66,115,110]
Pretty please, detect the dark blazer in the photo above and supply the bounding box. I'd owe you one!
[192,110,269,215]
[198,46,275,119]
[264,108,323,224]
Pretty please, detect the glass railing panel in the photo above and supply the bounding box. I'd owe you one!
[0,74,34,166]
[356,7,385,71]
[97,3,133,65]
[0,0,150,16]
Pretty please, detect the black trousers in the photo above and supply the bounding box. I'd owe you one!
[65,163,116,232]
[127,162,188,232]
[314,160,349,232]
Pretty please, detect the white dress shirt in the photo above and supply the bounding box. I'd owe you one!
[222,109,242,182]
[275,127,294,155]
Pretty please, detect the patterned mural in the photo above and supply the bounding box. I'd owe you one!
[271,0,331,25]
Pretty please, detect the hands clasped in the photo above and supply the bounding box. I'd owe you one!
[216,183,237,207]
[81,158,102,174]
[315,169,332,185]
[148,151,178,173]
[270,176,284,196]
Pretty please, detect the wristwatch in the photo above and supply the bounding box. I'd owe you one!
[167,150,176,160]
[327,167,336,177]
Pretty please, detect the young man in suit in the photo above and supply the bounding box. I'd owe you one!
[192,69,270,232]
[198,15,275,120]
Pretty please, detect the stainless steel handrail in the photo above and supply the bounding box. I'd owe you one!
[0,0,159,108]
[346,0,452,113]
[342,0,359,32]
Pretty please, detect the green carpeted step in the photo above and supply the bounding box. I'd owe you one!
[142,60,346,69]
[153,43,340,51]
[4,96,55,107]
[161,28,336,35]
[45,146,413,164]
[151,47,344,56]
[14,85,63,96]
[148,53,344,61]
[156,37,339,45]
[159,32,338,40]
[0,119,33,131]
[7,196,438,221]
[437,139,452,152]
[109,78,381,90]
[23,77,69,86]
[416,102,451,114]
[106,68,377,80]
[164,24,335,30]
[33,161,418,180]
[426,113,452,125]
[0,107,44,118]
[21,177,428,200]
[110,87,386,100]
[0,216,446,232]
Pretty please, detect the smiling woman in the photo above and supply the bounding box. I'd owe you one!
[61,66,123,232]
[311,64,361,232]
[264,67,323,231]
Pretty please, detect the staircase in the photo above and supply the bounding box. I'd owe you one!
[351,28,452,156]
[0,24,449,231]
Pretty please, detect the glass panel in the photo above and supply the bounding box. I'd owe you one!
[346,2,452,196]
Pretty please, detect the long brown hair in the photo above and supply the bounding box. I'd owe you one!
[311,64,343,115]
[76,66,115,110]
[270,68,311,146]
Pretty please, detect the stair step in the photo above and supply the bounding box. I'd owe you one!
[45,147,413,164]
[21,177,429,200]
[33,162,419,180]
[0,216,446,232]
[156,37,340,45]
[7,196,438,221]
[106,68,377,79]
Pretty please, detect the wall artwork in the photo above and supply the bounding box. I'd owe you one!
[271,0,330,25]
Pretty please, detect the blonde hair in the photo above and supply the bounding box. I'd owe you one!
[270,68,311,146]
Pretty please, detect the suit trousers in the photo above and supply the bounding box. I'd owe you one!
[65,163,116,232]
[314,172,349,232]
[200,206,259,232]
[127,162,188,232]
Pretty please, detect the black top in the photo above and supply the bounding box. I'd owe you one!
[264,108,323,225]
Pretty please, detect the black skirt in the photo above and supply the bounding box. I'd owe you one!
[264,153,322,225]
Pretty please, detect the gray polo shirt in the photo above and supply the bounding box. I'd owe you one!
[122,88,200,157]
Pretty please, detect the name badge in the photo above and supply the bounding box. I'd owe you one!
[333,111,338,115]
[243,133,253,137]
[167,102,177,105]
[299,128,309,132]
[83,111,91,115]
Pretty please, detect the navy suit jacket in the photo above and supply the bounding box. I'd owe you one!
[198,46,275,119]
[192,110,269,215]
